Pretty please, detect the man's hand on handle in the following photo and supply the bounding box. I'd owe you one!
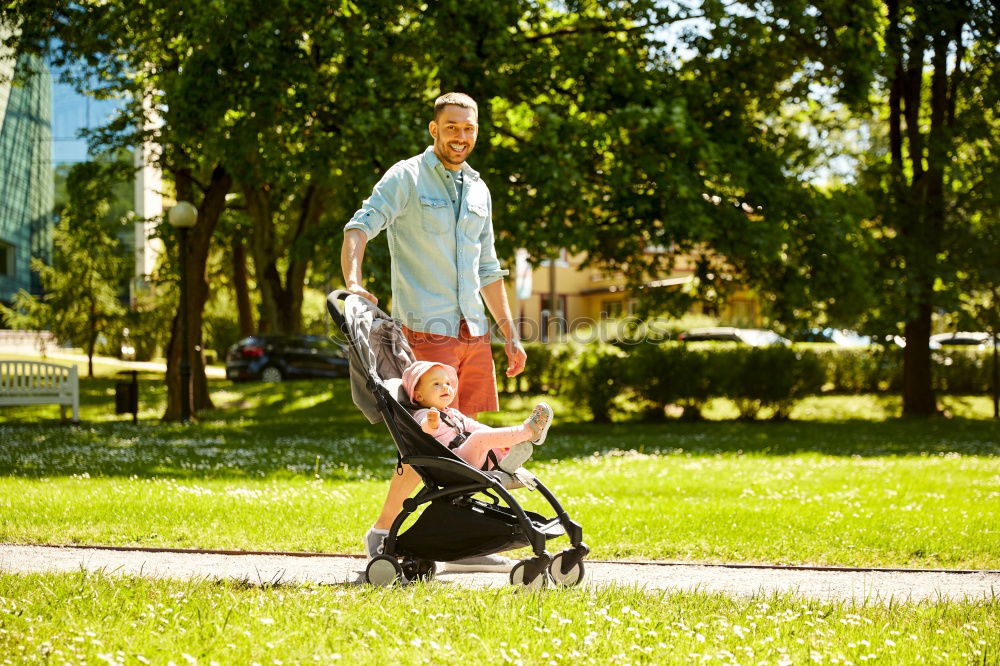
[346,282,378,305]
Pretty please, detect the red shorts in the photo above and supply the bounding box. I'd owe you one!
[403,321,498,417]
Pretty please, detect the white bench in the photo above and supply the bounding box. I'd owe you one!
[0,360,80,423]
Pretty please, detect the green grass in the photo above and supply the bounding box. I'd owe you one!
[1,572,997,665]
[2,376,998,568]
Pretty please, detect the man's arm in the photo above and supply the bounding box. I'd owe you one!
[341,162,412,304]
[480,278,527,377]
[341,228,378,304]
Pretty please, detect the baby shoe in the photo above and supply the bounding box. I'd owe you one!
[524,402,554,446]
[499,441,533,475]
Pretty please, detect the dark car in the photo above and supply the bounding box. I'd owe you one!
[677,327,791,346]
[794,328,872,347]
[225,335,349,382]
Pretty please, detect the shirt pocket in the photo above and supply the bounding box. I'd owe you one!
[419,196,452,233]
[461,201,488,239]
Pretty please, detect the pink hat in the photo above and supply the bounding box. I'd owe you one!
[401,361,459,403]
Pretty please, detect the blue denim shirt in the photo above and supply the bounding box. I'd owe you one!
[344,147,508,337]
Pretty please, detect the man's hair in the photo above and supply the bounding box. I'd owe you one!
[434,92,478,119]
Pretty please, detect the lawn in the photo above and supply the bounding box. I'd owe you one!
[2,368,999,664]
[1,372,998,569]
[0,571,996,665]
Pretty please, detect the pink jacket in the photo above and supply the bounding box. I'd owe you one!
[413,407,488,448]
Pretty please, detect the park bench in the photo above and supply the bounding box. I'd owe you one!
[0,360,80,423]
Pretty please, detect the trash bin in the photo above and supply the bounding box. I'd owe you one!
[115,370,139,422]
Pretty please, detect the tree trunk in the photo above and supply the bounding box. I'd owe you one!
[232,238,255,337]
[992,332,998,420]
[245,183,325,335]
[886,3,960,418]
[86,300,96,378]
[86,333,95,378]
[163,165,233,421]
[244,185,279,333]
[900,31,952,417]
[902,302,935,415]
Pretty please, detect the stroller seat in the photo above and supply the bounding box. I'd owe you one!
[327,290,588,588]
[385,367,528,490]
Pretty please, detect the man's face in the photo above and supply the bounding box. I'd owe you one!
[429,104,478,170]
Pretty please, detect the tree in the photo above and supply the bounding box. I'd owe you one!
[855,0,1000,415]
[0,162,128,377]
[448,0,882,330]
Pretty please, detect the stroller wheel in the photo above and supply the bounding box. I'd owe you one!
[401,557,436,583]
[509,559,549,589]
[548,551,585,586]
[366,555,403,586]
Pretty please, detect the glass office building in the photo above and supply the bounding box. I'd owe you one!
[0,53,54,307]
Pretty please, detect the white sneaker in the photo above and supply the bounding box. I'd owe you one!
[439,554,516,573]
[525,402,554,445]
[498,441,533,474]
[364,527,388,560]
[499,403,554,475]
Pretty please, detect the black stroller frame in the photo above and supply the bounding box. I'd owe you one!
[327,290,588,587]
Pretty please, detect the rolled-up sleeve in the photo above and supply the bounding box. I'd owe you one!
[344,164,411,240]
[477,191,509,287]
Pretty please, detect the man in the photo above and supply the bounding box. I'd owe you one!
[341,92,527,572]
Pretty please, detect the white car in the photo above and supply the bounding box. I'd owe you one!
[678,327,791,346]
[930,332,996,349]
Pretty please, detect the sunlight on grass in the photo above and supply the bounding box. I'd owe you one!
[2,379,998,568]
[0,572,996,665]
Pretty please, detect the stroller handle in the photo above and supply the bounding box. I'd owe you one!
[326,290,355,338]
[326,289,395,339]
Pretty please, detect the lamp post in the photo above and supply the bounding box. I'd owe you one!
[168,201,198,423]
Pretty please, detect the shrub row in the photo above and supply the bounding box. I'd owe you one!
[492,342,996,421]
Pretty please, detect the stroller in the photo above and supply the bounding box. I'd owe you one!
[327,290,588,588]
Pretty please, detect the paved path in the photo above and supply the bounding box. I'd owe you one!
[2,545,997,602]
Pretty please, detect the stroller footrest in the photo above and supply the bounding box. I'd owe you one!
[537,517,567,539]
[483,470,524,490]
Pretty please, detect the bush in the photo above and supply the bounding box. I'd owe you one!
[811,346,903,393]
[493,342,578,394]
[561,343,628,422]
[624,343,717,420]
[488,340,994,423]
[933,348,995,393]
[723,347,825,419]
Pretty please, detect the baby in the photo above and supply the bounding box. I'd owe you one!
[401,360,553,478]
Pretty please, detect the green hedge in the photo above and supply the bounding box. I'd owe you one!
[492,341,996,421]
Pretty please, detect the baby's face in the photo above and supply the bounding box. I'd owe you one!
[414,367,456,410]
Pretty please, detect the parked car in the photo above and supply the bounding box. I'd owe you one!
[225,335,349,382]
[677,327,791,346]
[794,328,872,347]
[930,331,996,349]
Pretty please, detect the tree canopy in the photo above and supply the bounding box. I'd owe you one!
[2,0,997,417]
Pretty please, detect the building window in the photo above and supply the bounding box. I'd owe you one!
[540,294,567,342]
[601,299,624,319]
[0,242,14,276]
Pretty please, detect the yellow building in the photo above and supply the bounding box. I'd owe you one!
[505,250,761,342]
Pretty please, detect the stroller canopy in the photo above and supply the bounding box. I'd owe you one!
[327,291,471,480]
[330,291,416,424]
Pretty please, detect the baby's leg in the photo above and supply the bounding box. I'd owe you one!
[453,425,531,469]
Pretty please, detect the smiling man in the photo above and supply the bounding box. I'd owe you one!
[341,92,527,573]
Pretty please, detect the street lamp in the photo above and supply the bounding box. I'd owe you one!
[168,201,198,423]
